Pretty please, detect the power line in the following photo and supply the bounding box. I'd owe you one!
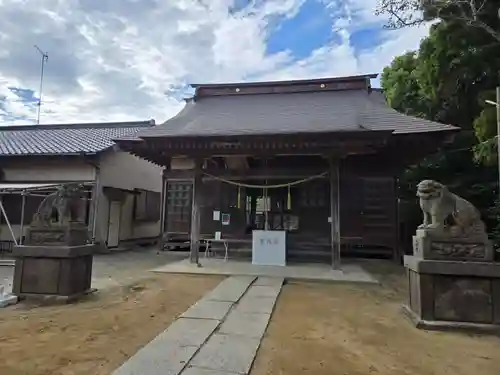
[34,45,48,125]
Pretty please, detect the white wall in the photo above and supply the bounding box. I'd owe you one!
[2,159,95,182]
[0,151,163,246]
[97,149,163,244]
[171,157,194,170]
[0,158,95,242]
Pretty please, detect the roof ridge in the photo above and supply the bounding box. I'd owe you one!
[0,119,155,131]
[191,74,379,88]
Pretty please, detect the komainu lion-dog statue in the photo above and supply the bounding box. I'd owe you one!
[416,180,488,241]
[31,183,85,227]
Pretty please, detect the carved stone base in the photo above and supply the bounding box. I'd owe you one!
[24,222,89,247]
[403,255,500,333]
[16,288,97,305]
[12,244,97,303]
[402,304,500,335]
[413,229,493,262]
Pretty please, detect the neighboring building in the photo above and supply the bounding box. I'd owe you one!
[0,120,162,249]
[116,74,459,265]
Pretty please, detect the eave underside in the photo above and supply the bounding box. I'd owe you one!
[116,130,456,170]
[117,132,389,164]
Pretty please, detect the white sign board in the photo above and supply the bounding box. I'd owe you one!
[213,210,220,221]
[252,230,286,266]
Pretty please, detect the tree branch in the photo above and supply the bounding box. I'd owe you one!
[377,0,500,42]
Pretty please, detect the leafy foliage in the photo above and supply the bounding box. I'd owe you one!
[377,0,500,42]
[381,8,500,242]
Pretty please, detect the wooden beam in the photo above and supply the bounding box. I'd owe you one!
[189,158,203,265]
[329,157,341,270]
[142,140,383,158]
[164,167,329,180]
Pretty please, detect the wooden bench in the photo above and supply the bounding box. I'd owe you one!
[202,238,252,261]
[204,238,230,261]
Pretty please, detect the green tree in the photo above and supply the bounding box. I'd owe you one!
[381,18,499,240]
[381,52,431,118]
[377,0,500,43]
[473,89,499,165]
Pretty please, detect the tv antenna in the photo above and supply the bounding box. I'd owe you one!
[34,45,48,124]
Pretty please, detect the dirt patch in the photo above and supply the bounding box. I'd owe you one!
[0,274,223,375]
[251,261,500,375]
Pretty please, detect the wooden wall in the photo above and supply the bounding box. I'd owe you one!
[164,158,398,258]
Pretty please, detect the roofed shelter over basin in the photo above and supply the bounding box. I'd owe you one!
[115,74,459,269]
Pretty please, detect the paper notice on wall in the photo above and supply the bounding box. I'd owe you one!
[221,213,231,226]
[213,210,221,221]
[328,217,332,223]
[215,231,221,240]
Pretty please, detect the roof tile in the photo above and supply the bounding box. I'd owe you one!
[0,120,154,156]
[134,90,457,139]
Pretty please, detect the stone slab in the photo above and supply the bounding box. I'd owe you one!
[402,304,500,335]
[244,285,281,299]
[253,277,283,287]
[203,276,255,303]
[218,310,271,339]
[112,342,198,375]
[234,296,277,315]
[0,294,18,308]
[413,229,494,262]
[181,300,233,320]
[189,334,261,374]
[152,318,220,348]
[16,288,97,305]
[404,256,500,277]
[13,244,97,258]
[183,368,239,375]
[152,258,378,284]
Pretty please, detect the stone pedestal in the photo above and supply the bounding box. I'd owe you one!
[24,223,90,246]
[412,229,494,262]
[12,222,96,303]
[404,230,500,333]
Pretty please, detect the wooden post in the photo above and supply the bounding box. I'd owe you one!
[19,192,26,245]
[329,157,341,270]
[90,166,101,244]
[190,158,203,265]
[159,159,171,251]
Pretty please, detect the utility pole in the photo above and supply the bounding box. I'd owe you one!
[34,45,48,125]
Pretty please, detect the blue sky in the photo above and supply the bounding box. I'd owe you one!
[0,0,430,125]
[267,0,334,59]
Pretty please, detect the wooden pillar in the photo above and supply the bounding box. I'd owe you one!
[190,158,203,265]
[250,194,257,228]
[393,176,402,264]
[90,165,101,244]
[159,158,171,251]
[329,157,341,270]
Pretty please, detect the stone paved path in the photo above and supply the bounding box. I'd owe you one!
[111,275,283,375]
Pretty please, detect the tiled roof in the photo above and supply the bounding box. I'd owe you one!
[133,89,457,139]
[0,120,155,156]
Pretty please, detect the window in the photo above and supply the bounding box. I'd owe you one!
[133,189,161,222]
[166,182,192,215]
[300,181,327,207]
[220,184,239,208]
[1,194,44,225]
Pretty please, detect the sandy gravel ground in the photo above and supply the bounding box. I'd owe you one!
[0,274,223,375]
[251,260,500,375]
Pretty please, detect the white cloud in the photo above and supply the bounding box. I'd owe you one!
[0,0,430,125]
